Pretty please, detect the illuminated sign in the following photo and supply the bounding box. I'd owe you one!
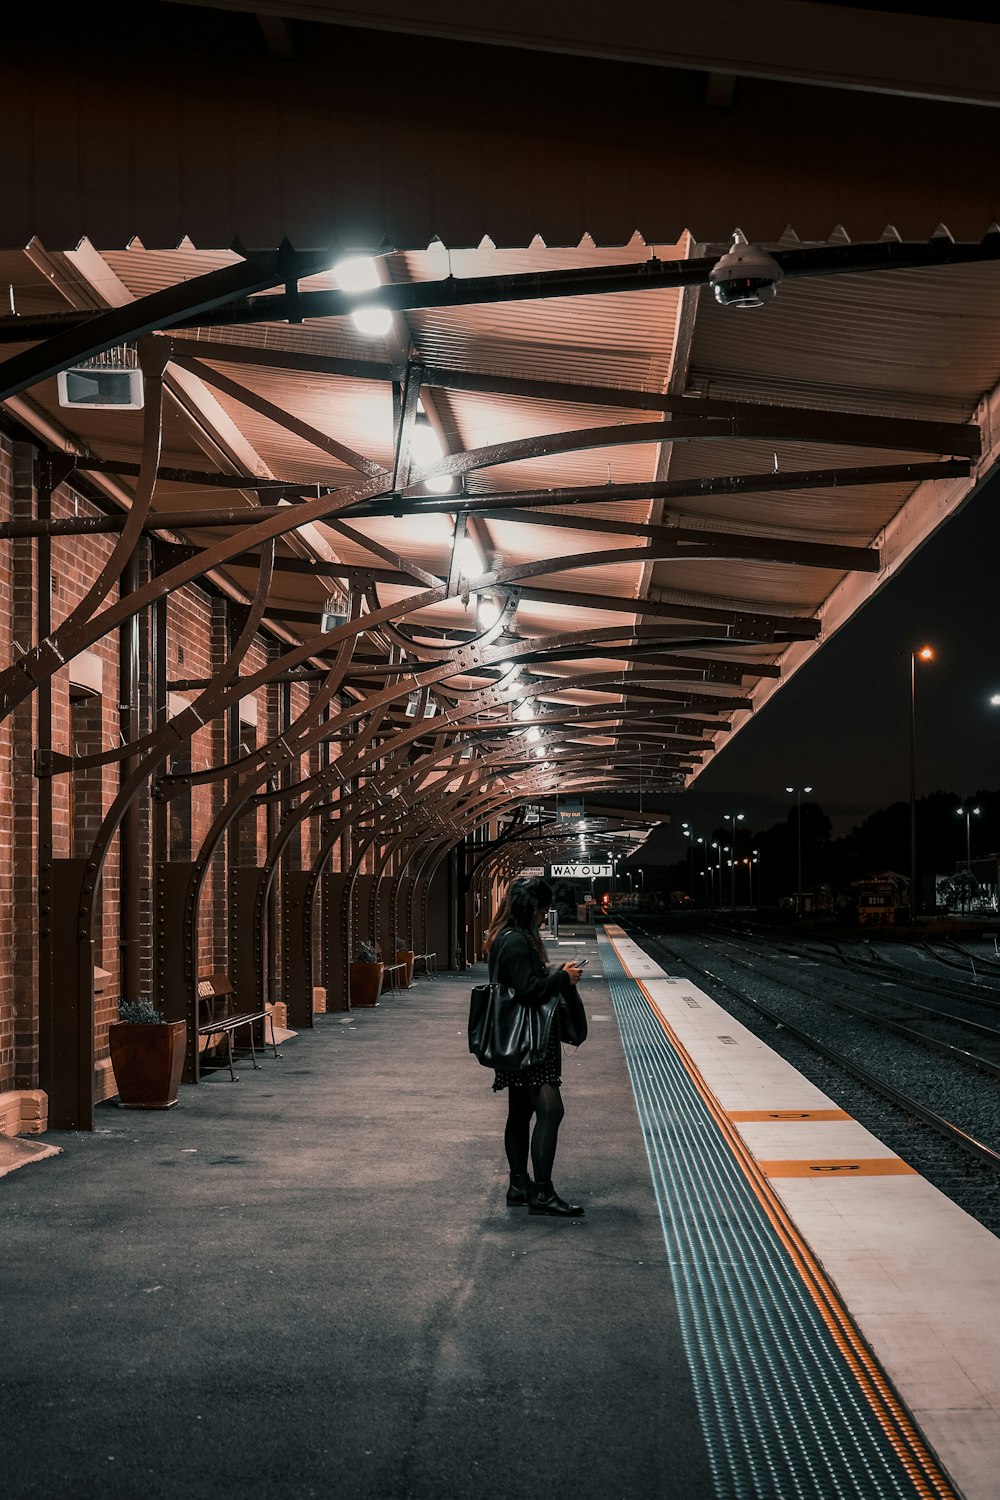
[549,863,613,878]
[556,799,585,822]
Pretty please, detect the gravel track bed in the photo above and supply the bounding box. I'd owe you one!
[747,928,1000,1022]
[710,935,1000,1059]
[630,924,1000,1238]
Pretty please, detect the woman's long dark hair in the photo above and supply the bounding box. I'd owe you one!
[484,876,552,961]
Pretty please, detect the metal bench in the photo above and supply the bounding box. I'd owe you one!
[411,951,437,976]
[380,960,409,995]
[196,971,281,1081]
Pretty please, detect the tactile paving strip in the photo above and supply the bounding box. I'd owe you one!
[600,931,958,1500]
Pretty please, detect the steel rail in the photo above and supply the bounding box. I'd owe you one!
[638,927,1000,1173]
[708,931,1000,1075]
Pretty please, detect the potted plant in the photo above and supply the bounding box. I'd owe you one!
[394,932,414,988]
[108,998,186,1109]
[349,940,384,1009]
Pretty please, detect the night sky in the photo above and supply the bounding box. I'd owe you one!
[637,469,1000,866]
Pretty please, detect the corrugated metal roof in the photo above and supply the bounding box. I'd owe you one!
[690,262,1000,415]
[3,225,1000,806]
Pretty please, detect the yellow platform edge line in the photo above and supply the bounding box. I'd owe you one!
[604,930,960,1500]
[760,1158,918,1178]
[729,1108,851,1121]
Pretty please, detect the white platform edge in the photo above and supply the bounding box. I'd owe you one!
[602,928,1000,1500]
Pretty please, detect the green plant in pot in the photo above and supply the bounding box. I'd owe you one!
[108,997,186,1109]
[349,940,383,1009]
[394,932,414,988]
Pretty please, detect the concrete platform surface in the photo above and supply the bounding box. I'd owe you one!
[1,936,710,1500]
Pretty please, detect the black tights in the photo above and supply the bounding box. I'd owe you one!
[504,1083,565,1185]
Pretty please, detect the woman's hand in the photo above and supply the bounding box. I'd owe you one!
[562,960,583,985]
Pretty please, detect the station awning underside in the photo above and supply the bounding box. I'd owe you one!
[2,2,999,841]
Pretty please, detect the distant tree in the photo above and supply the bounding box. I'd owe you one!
[940,868,976,914]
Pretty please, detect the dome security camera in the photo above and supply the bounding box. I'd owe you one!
[709,239,784,308]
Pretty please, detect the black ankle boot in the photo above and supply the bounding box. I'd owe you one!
[528,1180,584,1217]
[506,1172,532,1207]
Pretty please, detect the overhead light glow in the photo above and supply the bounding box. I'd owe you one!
[350,305,393,338]
[410,413,454,494]
[477,597,502,631]
[411,417,442,467]
[456,535,484,576]
[334,256,382,292]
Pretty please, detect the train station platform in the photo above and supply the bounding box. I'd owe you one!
[2,923,998,1499]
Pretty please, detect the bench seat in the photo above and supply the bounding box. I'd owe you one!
[197,971,281,1081]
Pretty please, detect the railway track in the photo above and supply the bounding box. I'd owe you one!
[621,919,1000,1236]
[705,925,1000,1069]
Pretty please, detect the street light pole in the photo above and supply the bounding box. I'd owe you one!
[909,646,934,919]
[785,786,812,917]
[956,803,980,869]
[723,812,745,910]
[752,849,759,907]
[681,823,695,899]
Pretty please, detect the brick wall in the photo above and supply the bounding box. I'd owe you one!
[0,436,14,1091]
[0,436,360,1119]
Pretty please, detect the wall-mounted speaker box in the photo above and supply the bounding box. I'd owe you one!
[57,366,144,410]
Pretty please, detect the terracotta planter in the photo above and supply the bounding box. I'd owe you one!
[349,961,384,1008]
[108,1021,186,1109]
[395,949,414,987]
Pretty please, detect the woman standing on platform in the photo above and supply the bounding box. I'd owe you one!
[483,876,585,1218]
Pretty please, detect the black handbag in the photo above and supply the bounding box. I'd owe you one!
[559,985,588,1048]
[468,980,559,1070]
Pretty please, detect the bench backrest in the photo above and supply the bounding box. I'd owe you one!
[197,971,234,1001]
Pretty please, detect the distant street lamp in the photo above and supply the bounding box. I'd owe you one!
[956,803,981,870]
[723,812,745,910]
[910,646,935,918]
[785,786,813,917]
[681,823,697,899]
[752,849,759,906]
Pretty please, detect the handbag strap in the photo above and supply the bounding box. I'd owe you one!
[488,927,511,982]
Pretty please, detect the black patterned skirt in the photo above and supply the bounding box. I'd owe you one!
[492,1020,562,1092]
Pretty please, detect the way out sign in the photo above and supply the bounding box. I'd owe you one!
[550,863,612,879]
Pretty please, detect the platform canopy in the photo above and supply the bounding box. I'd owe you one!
[1,0,998,830]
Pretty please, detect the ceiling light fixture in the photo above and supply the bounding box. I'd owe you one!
[476,596,502,631]
[412,412,454,494]
[332,255,394,338]
[350,305,393,338]
[333,256,381,292]
[456,533,484,576]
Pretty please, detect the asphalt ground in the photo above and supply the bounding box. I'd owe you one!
[2,932,713,1500]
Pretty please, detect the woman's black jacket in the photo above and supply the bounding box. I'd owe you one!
[490,927,572,1006]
